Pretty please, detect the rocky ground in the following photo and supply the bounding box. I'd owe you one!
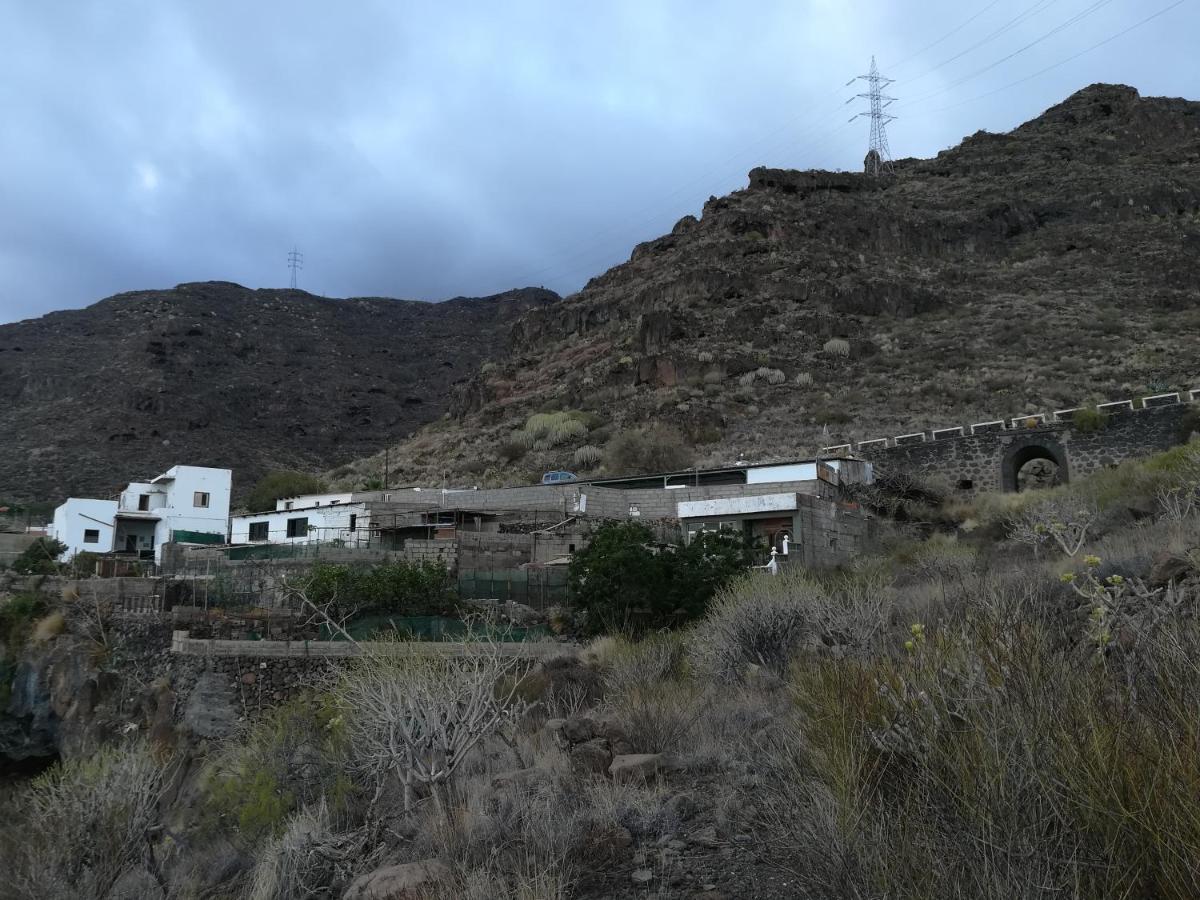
[338,83,1200,490]
[0,283,557,503]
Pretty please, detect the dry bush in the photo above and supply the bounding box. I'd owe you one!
[759,603,1200,899]
[692,569,893,683]
[600,634,707,753]
[5,742,167,900]
[245,800,374,900]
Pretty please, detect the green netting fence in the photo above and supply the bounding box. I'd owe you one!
[456,567,569,610]
[320,614,551,642]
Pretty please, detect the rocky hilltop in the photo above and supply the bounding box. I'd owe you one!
[335,84,1200,489]
[0,283,557,502]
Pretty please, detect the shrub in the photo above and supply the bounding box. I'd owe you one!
[523,412,588,448]
[6,743,166,899]
[793,371,814,386]
[1072,406,1107,433]
[572,445,603,469]
[822,338,850,357]
[702,369,724,385]
[693,569,893,682]
[697,350,715,363]
[246,470,327,513]
[600,633,706,753]
[8,537,65,575]
[567,523,754,636]
[604,424,694,475]
[498,437,528,463]
[297,560,455,618]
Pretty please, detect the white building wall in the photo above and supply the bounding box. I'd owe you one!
[746,463,817,484]
[153,466,232,548]
[273,492,355,512]
[231,502,368,545]
[49,499,119,561]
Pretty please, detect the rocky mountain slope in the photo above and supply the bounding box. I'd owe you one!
[0,283,557,502]
[334,84,1200,490]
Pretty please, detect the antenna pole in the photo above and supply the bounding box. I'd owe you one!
[848,57,898,176]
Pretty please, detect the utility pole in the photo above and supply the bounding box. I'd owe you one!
[847,57,897,177]
[287,247,303,289]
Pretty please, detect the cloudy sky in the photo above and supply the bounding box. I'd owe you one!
[0,0,1195,323]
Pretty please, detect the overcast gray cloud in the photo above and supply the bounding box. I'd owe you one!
[0,0,1195,323]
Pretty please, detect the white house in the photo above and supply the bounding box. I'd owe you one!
[49,465,232,563]
[230,492,367,546]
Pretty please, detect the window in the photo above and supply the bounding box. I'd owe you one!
[348,514,357,533]
[193,491,210,508]
[284,501,294,510]
[957,479,974,490]
[248,522,269,542]
[83,529,100,544]
[138,494,150,511]
[286,517,308,538]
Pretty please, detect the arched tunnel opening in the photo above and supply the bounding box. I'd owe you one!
[1002,442,1070,492]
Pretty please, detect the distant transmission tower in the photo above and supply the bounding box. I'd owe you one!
[847,57,897,176]
[287,247,303,289]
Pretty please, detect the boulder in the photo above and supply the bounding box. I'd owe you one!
[570,738,613,776]
[560,715,597,745]
[342,859,450,900]
[609,753,663,783]
[1149,551,1193,587]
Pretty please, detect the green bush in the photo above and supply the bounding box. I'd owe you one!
[299,560,456,616]
[1072,406,1107,433]
[567,523,754,636]
[9,537,65,575]
[246,470,328,513]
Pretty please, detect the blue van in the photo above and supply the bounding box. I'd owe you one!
[541,471,577,485]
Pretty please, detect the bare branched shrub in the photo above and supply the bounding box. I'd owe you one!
[1007,494,1099,557]
[7,743,166,900]
[337,638,532,815]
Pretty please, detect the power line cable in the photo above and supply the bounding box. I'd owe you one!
[899,0,1120,107]
[922,0,1190,113]
[885,0,1007,71]
[900,0,1064,86]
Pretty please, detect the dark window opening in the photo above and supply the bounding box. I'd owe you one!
[138,494,150,511]
[957,479,974,490]
[248,522,269,542]
[83,529,100,544]
[286,517,308,538]
[568,543,576,553]
[348,514,357,533]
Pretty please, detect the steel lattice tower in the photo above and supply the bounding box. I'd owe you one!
[288,247,303,289]
[848,57,897,176]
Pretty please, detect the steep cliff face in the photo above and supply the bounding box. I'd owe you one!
[335,84,1200,489]
[0,283,558,502]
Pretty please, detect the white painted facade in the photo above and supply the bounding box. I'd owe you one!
[677,493,799,520]
[48,498,120,561]
[271,491,355,512]
[48,465,232,563]
[745,459,870,484]
[232,501,369,545]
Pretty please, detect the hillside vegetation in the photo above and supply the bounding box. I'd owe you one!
[3,440,1199,898]
[334,84,1200,489]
